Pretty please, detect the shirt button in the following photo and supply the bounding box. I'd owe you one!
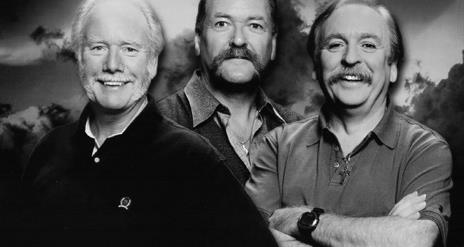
[94,157,100,163]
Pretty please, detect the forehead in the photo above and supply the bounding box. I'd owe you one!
[83,1,150,43]
[205,0,271,20]
[322,4,389,42]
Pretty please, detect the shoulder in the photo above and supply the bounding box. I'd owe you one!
[33,121,79,152]
[156,116,223,159]
[393,111,449,148]
[392,111,452,167]
[261,114,320,152]
[156,89,192,127]
[270,102,304,123]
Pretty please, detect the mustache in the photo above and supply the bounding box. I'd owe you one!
[327,68,372,85]
[212,46,264,72]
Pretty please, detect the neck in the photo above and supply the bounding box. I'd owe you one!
[89,96,147,145]
[326,99,387,155]
[201,71,259,118]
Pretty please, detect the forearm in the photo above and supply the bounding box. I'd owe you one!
[312,214,438,247]
[270,207,439,247]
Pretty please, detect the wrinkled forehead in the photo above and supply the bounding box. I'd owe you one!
[82,0,150,38]
[204,0,272,22]
[322,4,391,47]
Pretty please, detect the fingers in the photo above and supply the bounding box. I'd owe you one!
[389,191,426,219]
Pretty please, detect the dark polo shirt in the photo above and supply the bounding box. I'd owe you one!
[246,103,453,245]
[19,97,278,247]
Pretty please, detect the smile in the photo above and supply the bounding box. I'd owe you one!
[341,74,363,81]
[96,78,132,87]
[102,81,125,87]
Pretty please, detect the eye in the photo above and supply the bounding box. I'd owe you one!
[360,41,378,52]
[214,21,229,30]
[249,22,264,32]
[89,45,107,55]
[122,46,139,56]
[326,41,345,52]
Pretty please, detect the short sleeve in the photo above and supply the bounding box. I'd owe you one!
[400,135,452,246]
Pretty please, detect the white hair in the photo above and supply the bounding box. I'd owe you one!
[70,0,165,62]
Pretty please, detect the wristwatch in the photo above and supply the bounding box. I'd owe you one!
[297,207,325,241]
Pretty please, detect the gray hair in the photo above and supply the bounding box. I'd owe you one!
[307,0,404,76]
[71,0,165,62]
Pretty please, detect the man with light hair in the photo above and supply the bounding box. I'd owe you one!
[20,0,278,246]
[246,0,452,246]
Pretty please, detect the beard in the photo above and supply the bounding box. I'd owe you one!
[206,46,267,93]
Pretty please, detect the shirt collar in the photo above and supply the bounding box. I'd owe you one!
[84,97,148,147]
[184,70,285,128]
[312,101,399,149]
[370,102,398,149]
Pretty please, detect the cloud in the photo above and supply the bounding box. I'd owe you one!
[0,41,44,65]
[30,26,64,45]
[149,30,198,99]
[0,103,72,170]
[0,26,73,66]
[411,56,464,150]
[262,0,323,115]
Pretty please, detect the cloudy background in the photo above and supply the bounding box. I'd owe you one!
[0,0,463,243]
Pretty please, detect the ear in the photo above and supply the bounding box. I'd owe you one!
[270,33,277,61]
[148,56,159,79]
[194,34,201,56]
[389,62,398,83]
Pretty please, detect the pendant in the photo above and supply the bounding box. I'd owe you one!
[242,144,249,154]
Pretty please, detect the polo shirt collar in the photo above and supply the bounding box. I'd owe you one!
[73,95,162,147]
[312,101,399,149]
[184,70,285,128]
[370,102,398,149]
[84,97,148,148]
[184,71,224,128]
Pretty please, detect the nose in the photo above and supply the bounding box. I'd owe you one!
[230,26,246,47]
[342,43,361,66]
[104,46,123,73]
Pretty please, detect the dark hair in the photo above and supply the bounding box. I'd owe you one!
[307,0,404,75]
[195,0,278,35]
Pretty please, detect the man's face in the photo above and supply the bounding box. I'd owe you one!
[196,0,276,84]
[318,4,397,111]
[79,0,157,112]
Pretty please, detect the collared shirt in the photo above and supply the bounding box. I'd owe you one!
[246,103,453,245]
[184,71,286,170]
[84,97,147,156]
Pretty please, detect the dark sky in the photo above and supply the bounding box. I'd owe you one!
[0,0,462,113]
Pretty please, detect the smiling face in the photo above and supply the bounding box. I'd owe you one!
[79,0,158,113]
[318,4,397,112]
[196,0,276,85]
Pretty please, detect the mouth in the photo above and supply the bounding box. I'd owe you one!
[340,74,363,82]
[96,79,131,87]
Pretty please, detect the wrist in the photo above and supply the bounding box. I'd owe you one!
[297,207,325,243]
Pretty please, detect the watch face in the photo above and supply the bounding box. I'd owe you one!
[298,212,318,230]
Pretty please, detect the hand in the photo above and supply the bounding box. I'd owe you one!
[269,207,308,236]
[270,229,313,247]
[388,191,426,220]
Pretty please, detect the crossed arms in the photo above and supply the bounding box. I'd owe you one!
[268,192,437,247]
[245,124,452,247]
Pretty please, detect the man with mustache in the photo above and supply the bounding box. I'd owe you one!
[19,0,278,246]
[157,0,300,185]
[246,0,452,246]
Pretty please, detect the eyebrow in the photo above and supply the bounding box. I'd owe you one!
[212,12,267,23]
[321,32,383,45]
